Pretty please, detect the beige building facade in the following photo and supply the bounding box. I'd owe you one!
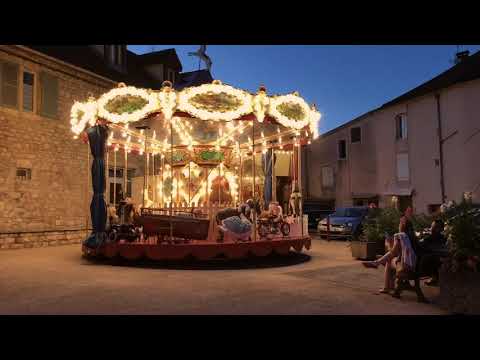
[305,51,480,215]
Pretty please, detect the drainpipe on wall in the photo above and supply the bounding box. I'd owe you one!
[435,93,446,203]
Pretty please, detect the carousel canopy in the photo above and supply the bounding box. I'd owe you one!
[71,80,321,149]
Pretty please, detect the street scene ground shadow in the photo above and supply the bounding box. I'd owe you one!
[81,251,311,270]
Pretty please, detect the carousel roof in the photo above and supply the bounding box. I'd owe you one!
[71,80,321,142]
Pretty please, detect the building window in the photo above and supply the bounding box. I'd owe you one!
[396,153,409,181]
[351,127,361,143]
[39,72,59,119]
[396,114,407,140]
[338,139,347,160]
[1,61,19,108]
[321,166,334,188]
[16,168,31,181]
[23,71,35,112]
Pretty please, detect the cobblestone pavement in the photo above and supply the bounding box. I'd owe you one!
[0,237,447,315]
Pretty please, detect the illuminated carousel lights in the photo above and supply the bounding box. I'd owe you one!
[157,87,177,120]
[70,100,98,135]
[97,86,159,124]
[268,93,313,130]
[253,90,270,123]
[177,82,254,122]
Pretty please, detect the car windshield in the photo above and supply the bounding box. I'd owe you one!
[332,208,365,218]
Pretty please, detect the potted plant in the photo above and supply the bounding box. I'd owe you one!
[351,221,379,260]
[438,195,480,314]
[350,208,380,260]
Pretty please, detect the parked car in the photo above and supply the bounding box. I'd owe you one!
[302,200,335,230]
[317,207,368,239]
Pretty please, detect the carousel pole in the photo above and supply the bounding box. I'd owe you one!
[176,168,179,204]
[218,163,221,205]
[188,161,191,206]
[136,125,150,210]
[113,146,117,206]
[272,147,276,202]
[252,119,256,242]
[239,152,243,204]
[161,154,164,209]
[298,141,304,237]
[205,166,209,206]
[86,143,90,234]
[123,146,128,200]
[170,117,173,239]
[152,152,156,206]
[143,142,146,209]
[146,146,150,203]
[106,146,109,204]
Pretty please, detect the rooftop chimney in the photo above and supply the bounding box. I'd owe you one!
[455,50,470,64]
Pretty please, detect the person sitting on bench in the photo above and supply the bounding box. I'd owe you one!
[418,219,445,286]
[362,217,417,295]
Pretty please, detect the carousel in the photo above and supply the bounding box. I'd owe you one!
[73,79,320,261]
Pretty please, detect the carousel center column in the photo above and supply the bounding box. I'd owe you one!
[84,123,109,248]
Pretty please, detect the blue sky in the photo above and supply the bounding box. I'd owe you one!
[129,45,480,134]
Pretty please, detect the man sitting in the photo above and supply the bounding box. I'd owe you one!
[418,219,445,286]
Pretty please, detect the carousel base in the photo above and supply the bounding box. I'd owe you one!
[82,236,311,262]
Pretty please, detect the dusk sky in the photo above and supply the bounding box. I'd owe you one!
[129,45,480,134]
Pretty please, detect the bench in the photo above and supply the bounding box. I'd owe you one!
[391,247,447,303]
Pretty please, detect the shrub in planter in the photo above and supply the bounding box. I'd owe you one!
[360,207,401,256]
[438,196,480,314]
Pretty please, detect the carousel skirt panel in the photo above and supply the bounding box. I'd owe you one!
[82,236,311,261]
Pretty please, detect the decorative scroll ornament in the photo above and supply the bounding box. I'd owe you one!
[253,86,270,123]
[71,81,322,138]
[97,85,158,124]
[157,81,177,120]
[70,99,98,135]
[177,80,253,122]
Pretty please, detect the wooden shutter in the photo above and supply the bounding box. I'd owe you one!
[1,61,19,108]
[396,153,409,181]
[40,71,59,118]
[322,166,334,187]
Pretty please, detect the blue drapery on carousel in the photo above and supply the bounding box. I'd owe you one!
[262,149,274,210]
[84,125,109,248]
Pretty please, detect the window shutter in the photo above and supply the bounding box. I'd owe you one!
[1,61,19,108]
[40,72,59,118]
[322,166,334,187]
[396,153,409,181]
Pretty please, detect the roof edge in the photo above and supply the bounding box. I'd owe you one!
[13,45,117,86]
[316,50,480,140]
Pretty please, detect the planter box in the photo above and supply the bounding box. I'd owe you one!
[375,237,386,256]
[351,241,377,260]
[439,268,480,315]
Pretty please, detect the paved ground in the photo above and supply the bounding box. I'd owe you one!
[0,237,447,315]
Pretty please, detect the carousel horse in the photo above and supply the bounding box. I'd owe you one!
[289,183,302,217]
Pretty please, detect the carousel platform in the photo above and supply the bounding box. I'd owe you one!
[82,235,311,261]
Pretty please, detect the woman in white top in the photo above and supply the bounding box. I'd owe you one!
[362,217,417,294]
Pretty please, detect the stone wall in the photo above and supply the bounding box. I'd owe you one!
[0,46,115,249]
[0,230,88,249]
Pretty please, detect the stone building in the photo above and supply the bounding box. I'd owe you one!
[305,50,480,214]
[0,45,212,249]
